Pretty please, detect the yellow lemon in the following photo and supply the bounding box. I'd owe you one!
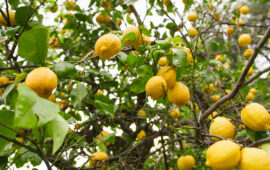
[188,27,198,38]
[170,108,180,119]
[246,92,254,100]
[205,140,241,170]
[0,10,16,27]
[237,5,243,11]
[238,34,252,47]
[236,19,244,28]
[96,90,104,95]
[25,67,57,98]
[115,18,122,26]
[145,76,167,100]
[225,89,231,94]
[137,130,146,141]
[122,26,141,48]
[60,29,67,35]
[208,111,218,119]
[249,88,256,95]
[96,13,111,24]
[243,48,253,60]
[215,55,223,62]
[168,82,190,106]
[48,95,56,102]
[177,155,195,170]
[187,13,197,22]
[209,5,214,11]
[49,38,61,48]
[158,57,169,67]
[175,46,193,64]
[211,95,221,102]
[89,152,109,169]
[209,117,235,141]
[227,27,234,35]
[242,66,254,77]
[239,5,250,15]
[137,109,146,117]
[241,103,270,131]
[134,34,151,49]
[101,1,111,9]
[163,0,170,6]
[95,34,121,59]
[0,88,2,96]
[214,12,220,22]
[0,76,10,86]
[156,66,176,88]
[204,83,214,94]
[97,131,111,146]
[239,148,270,170]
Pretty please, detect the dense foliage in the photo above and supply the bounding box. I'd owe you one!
[0,0,270,169]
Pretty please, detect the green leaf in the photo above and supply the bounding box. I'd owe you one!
[156,40,172,50]
[95,100,118,118]
[126,52,137,66]
[0,156,8,169]
[0,109,16,152]
[8,0,19,9]
[70,85,88,108]
[18,27,48,65]
[121,32,136,44]
[260,142,270,154]
[15,72,27,83]
[14,84,59,128]
[46,114,69,154]
[101,133,115,144]
[14,148,42,168]
[54,62,77,79]
[130,77,148,93]
[15,6,35,26]
[1,83,15,103]
[172,48,187,67]
[117,52,128,63]
[136,65,153,78]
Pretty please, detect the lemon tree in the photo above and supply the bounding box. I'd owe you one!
[0,0,270,169]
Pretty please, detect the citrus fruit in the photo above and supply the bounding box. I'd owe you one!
[215,55,223,62]
[49,38,61,48]
[227,27,234,35]
[158,57,169,67]
[102,1,111,9]
[0,76,10,86]
[177,155,195,170]
[243,49,253,60]
[204,83,214,94]
[97,131,111,146]
[170,108,180,119]
[89,152,109,169]
[249,88,256,95]
[156,66,176,88]
[167,82,190,106]
[25,67,57,98]
[95,34,121,59]
[208,111,218,119]
[188,27,198,38]
[137,130,146,141]
[246,92,254,100]
[145,76,167,100]
[137,109,146,117]
[187,13,197,22]
[209,117,235,141]
[240,103,270,131]
[96,90,104,95]
[205,140,241,170]
[239,147,270,170]
[238,34,252,47]
[239,5,250,15]
[122,26,141,48]
[211,95,221,102]
[0,10,16,27]
[96,13,111,24]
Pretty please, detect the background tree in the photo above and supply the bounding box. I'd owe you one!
[0,0,270,169]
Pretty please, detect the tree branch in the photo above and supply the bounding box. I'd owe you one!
[199,26,270,123]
